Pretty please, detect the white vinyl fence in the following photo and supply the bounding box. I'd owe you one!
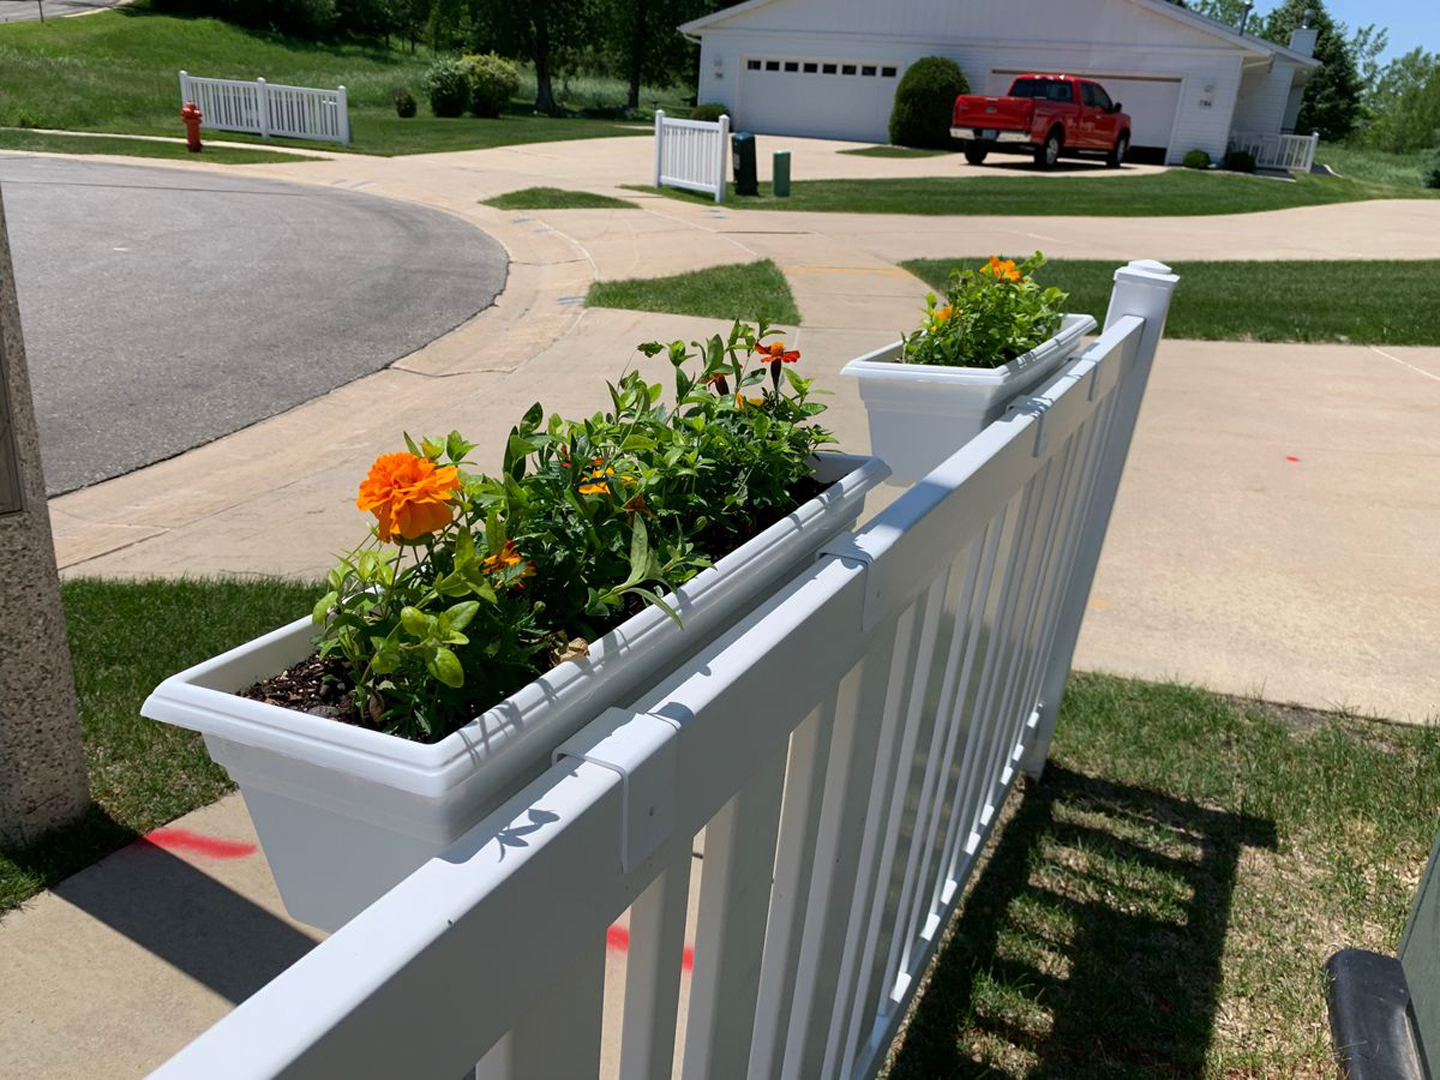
[153,262,1178,1080]
[1229,129,1319,173]
[179,70,350,146]
[654,110,730,203]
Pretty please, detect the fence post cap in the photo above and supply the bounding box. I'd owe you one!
[257,76,266,83]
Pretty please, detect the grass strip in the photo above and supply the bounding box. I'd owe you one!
[631,168,1434,216]
[482,186,636,210]
[0,129,307,164]
[586,258,802,324]
[0,577,318,915]
[838,146,954,158]
[883,673,1440,1077]
[902,257,1440,345]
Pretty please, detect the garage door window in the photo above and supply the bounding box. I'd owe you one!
[744,57,898,79]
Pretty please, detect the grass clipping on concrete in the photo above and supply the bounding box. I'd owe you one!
[904,257,1440,346]
[587,258,802,324]
[483,187,636,210]
[882,674,1440,1077]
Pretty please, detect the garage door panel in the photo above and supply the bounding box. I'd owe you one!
[739,61,897,142]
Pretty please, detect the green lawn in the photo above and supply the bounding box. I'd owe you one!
[884,673,1440,1077]
[586,259,802,324]
[0,128,306,163]
[634,167,1435,216]
[1317,142,1436,190]
[0,578,317,915]
[0,9,650,156]
[902,257,1440,345]
[482,186,637,210]
[839,145,954,159]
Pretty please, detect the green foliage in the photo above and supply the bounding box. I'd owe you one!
[1359,48,1440,155]
[463,0,596,114]
[1183,149,1211,169]
[459,52,519,117]
[316,320,833,741]
[690,102,727,122]
[1257,0,1363,142]
[146,0,338,38]
[392,86,417,118]
[888,56,969,150]
[596,0,711,109]
[900,253,1067,369]
[421,56,469,117]
[1224,148,1256,173]
[1425,148,1440,190]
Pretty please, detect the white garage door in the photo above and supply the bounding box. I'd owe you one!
[738,56,900,143]
[987,70,1182,151]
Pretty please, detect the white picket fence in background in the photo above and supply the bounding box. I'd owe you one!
[153,264,1178,1080]
[179,70,350,146]
[654,110,730,203]
[1229,129,1319,173]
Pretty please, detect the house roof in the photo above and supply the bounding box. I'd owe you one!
[678,0,1321,68]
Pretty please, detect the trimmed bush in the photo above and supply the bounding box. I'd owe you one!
[1224,148,1256,173]
[393,88,417,119]
[1424,148,1440,190]
[690,102,728,123]
[888,57,969,149]
[1182,149,1211,170]
[422,58,469,119]
[461,53,520,119]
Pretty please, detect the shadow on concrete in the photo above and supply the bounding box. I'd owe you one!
[3,803,317,1004]
[887,765,1277,1077]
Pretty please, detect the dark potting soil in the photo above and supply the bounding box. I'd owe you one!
[240,473,833,739]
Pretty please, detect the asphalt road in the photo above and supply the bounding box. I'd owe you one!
[0,0,121,21]
[0,156,507,494]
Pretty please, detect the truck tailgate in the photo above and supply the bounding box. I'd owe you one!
[953,95,1034,132]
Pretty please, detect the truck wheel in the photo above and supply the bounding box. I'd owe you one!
[964,146,989,166]
[1107,133,1129,168]
[1034,129,1062,169]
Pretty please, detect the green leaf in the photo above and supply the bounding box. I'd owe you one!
[403,431,423,457]
[429,647,464,688]
[421,437,445,460]
[370,648,401,675]
[446,600,480,633]
[400,606,431,639]
[312,590,338,623]
[446,430,476,462]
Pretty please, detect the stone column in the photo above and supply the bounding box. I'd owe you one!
[0,187,90,848]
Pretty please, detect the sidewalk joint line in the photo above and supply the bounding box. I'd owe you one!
[1369,345,1440,383]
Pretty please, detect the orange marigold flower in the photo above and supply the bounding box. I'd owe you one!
[982,256,1022,282]
[356,451,460,543]
[578,480,610,496]
[483,539,535,587]
[934,305,954,321]
[734,392,765,409]
[756,340,801,364]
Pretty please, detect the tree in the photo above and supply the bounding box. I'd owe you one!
[470,0,593,114]
[1185,0,1251,28]
[1362,48,1440,154]
[598,0,709,110]
[1256,0,1364,141]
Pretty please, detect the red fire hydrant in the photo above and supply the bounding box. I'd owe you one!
[180,101,203,153]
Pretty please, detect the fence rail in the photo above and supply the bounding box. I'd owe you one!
[178,71,350,146]
[1229,129,1318,172]
[153,262,1178,1080]
[654,110,729,203]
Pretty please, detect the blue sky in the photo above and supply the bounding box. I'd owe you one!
[1252,0,1438,63]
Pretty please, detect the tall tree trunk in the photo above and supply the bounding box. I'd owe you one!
[627,0,647,110]
[533,14,558,114]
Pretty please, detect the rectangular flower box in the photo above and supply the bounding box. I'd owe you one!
[142,451,887,930]
[842,313,1096,485]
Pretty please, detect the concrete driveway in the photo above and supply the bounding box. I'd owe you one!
[1,156,507,493]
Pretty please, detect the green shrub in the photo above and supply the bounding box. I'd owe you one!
[393,88,417,119]
[1424,148,1440,190]
[460,53,520,119]
[690,102,728,122]
[1183,149,1211,169]
[149,0,337,38]
[422,58,470,119]
[1224,148,1257,173]
[901,253,1067,369]
[888,57,969,149]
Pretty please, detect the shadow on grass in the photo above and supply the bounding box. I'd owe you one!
[889,764,1277,1078]
[2,803,317,1003]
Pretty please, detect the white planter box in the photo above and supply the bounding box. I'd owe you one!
[142,452,886,929]
[842,314,1096,485]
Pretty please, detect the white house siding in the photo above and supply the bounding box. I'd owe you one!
[1232,59,1299,136]
[693,0,1261,162]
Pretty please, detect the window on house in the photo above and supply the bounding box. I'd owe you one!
[861,65,877,76]
[803,62,818,73]
[784,61,799,72]
[881,66,897,77]
[841,64,857,75]
[765,60,780,71]
[822,63,838,74]
[747,59,761,71]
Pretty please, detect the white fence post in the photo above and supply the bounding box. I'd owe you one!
[178,69,189,106]
[337,85,350,146]
[716,113,730,204]
[1022,260,1179,780]
[256,77,270,139]
[653,109,665,188]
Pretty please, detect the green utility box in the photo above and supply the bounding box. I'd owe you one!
[772,150,791,197]
[732,131,758,196]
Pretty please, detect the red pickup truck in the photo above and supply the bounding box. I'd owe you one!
[951,74,1131,169]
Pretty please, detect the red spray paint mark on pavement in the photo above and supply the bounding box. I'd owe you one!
[143,828,257,859]
[1286,456,1300,462]
[607,923,695,972]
